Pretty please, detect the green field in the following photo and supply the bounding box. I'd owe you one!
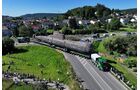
[2,45,80,90]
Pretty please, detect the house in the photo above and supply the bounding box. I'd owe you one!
[42,21,54,29]
[107,19,112,23]
[62,19,69,25]
[78,20,90,25]
[32,25,41,32]
[120,18,129,25]
[2,26,13,37]
[130,18,136,23]
[90,19,100,25]
[133,14,137,20]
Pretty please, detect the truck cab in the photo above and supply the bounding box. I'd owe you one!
[91,54,110,71]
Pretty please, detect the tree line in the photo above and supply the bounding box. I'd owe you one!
[64,4,111,19]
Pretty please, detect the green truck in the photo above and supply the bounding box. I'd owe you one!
[91,54,110,71]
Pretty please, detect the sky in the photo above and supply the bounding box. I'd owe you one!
[2,0,137,17]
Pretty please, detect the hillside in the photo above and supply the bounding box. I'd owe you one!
[21,13,63,19]
[120,8,137,14]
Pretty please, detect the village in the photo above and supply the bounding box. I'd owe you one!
[2,3,137,90]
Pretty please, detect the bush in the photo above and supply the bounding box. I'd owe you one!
[72,29,92,35]
[107,18,121,31]
[61,26,72,35]
[19,25,34,37]
[133,68,137,72]
[125,59,137,68]
[92,41,100,52]
[2,37,15,55]
[103,35,137,56]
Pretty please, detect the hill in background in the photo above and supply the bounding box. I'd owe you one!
[20,13,63,19]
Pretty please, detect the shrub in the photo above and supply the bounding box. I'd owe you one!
[2,37,15,55]
[61,26,72,35]
[103,35,137,56]
[92,41,100,52]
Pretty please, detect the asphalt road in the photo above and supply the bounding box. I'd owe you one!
[63,52,128,90]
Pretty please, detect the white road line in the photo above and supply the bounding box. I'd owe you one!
[75,56,104,90]
[85,62,112,90]
[76,56,112,90]
[81,59,86,64]
[76,56,87,66]
[83,61,87,66]
[76,57,104,90]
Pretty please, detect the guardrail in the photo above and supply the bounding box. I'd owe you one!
[110,66,136,90]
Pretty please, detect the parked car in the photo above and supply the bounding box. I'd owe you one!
[92,33,100,38]
[103,33,109,37]
[126,32,131,36]
[110,33,116,36]
[17,37,30,43]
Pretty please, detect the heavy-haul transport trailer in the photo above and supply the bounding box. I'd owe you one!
[34,36,92,58]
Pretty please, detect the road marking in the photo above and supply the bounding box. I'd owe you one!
[76,56,112,90]
[75,56,104,90]
[85,62,112,90]
[106,72,127,90]
[83,61,87,66]
[81,59,86,63]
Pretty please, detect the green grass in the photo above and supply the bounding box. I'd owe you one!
[9,84,33,90]
[2,79,13,90]
[119,27,136,32]
[47,29,54,33]
[97,41,107,53]
[2,45,80,90]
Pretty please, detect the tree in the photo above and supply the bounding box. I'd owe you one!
[61,26,72,35]
[12,24,19,37]
[88,22,101,31]
[108,18,121,30]
[68,17,77,29]
[19,25,33,37]
[88,24,97,32]
[125,59,137,68]
[64,4,111,19]
[2,37,15,55]
[95,4,111,19]
[103,35,137,56]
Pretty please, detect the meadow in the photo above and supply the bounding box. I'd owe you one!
[2,45,80,90]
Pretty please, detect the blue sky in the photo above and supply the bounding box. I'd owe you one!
[2,0,137,16]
